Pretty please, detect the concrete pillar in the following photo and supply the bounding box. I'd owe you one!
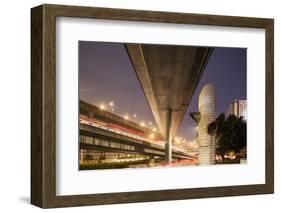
[198,83,216,165]
[149,157,155,167]
[80,148,84,163]
[165,108,172,163]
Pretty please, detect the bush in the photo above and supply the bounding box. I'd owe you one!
[80,159,151,170]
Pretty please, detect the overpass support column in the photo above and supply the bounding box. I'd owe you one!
[165,108,172,163]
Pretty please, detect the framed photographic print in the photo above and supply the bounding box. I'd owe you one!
[31,4,274,208]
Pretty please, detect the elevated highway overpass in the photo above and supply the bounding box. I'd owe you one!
[80,122,197,160]
[126,44,212,162]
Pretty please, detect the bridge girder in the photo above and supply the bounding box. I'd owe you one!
[126,44,213,138]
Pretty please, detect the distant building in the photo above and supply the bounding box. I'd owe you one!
[228,100,247,120]
[190,83,216,165]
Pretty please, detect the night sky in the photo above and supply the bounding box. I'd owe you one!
[79,41,246,141]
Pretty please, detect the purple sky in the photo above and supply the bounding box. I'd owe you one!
[79,41,246,141]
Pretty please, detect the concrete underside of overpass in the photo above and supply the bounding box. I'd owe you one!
[126,44,212,162]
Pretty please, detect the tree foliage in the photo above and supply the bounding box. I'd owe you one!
[207,113,247,158]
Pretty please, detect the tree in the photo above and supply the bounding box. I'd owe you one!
[208,113,247,160]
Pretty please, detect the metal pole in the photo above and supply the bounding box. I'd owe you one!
[165,108,172,163]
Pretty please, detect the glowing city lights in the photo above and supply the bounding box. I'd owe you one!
[149,133,155,139]
[96,101,163,135]
[99,104,106,110]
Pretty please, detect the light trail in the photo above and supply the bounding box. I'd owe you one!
[80,116,196,156]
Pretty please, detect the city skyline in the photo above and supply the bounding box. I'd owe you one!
[79,41,246,142]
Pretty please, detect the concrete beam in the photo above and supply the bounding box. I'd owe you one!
[126,44,213,138]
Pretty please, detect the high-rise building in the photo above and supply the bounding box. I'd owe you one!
[190,83,216,165]
[228,100,247,120]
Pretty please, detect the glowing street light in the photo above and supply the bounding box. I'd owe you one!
[99,104,106,110]
[108,102,114,112]
[124,114,129,120]
[133,114,137,122]
[140,122,145,127]
[148,121,152,126]
[149,133,155,140]
[152,128,156,132]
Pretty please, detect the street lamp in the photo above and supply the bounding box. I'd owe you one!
[133,114,137,122]
[108,101,115,112]
[149,133,155,140]
[99,104,106,110]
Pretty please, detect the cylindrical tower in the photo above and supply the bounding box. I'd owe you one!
[198,83,216,165]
